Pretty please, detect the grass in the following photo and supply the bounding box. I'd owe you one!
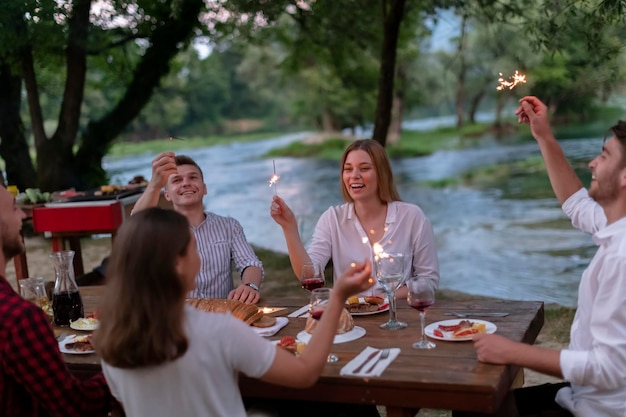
[106,132,280,158]
[264,122,503,160]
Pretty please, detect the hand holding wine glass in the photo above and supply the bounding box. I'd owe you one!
[301,262,325,292]
[406,276,436,349]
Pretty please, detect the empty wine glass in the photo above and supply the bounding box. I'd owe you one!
[406,276,436,349]
[375,253,408,330]
[301,262,325,292]
[309,288,339,363]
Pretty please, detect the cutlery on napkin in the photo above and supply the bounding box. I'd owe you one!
[253,317,289,337]
[340,346,400,377]
[288,305,310,318]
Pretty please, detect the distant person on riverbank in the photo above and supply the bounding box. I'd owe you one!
[270,139,439,300]
[473,96,626,417]
[132,152,263,303]
[97,207,375,417]
[0,185,113,416]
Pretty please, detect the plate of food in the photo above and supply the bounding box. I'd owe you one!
[69,317,100,331]
[346,296,389,316]
[272,336,307,355]
[425,319,497,342]
[59,334,95,354]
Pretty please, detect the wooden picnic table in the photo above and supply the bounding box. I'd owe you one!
[56,287,544,417]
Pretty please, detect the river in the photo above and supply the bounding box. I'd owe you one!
[105,128,602,308]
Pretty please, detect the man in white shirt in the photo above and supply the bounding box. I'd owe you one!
[133,153,263,303]
[472,96,626,417]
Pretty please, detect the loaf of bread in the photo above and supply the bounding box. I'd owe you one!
[186,298,276,327]
[305,307,354,334]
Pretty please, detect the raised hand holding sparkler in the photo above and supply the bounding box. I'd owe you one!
[268,160,280,195]
[496,70,526,91]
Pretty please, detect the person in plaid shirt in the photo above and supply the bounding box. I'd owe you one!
[0,185,113,416]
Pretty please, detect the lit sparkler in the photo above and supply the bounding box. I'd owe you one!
[268,160,280,194]
[496,70,526,91]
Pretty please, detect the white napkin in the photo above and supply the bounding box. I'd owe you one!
[252,317,289,337]
[340,346,400,377]
[288,305,310,318]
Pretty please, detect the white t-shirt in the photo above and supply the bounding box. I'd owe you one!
[307,201,439,294]
[102,305,276,417]
[557,188,626,417]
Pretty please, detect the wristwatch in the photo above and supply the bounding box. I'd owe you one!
[245,282,260,291]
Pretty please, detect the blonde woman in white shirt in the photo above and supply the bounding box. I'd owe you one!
[270,139,439,300]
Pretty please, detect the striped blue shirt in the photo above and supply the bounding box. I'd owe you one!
[187,212,263,299]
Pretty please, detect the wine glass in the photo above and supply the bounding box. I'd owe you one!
[375,253,408,330]
[406,276,436,349]
[301,262,325,292]
[309,288,339,363]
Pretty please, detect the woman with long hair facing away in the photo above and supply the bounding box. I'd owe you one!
[96,208,373,417]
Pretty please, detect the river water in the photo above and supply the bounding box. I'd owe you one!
[105,127,603,307]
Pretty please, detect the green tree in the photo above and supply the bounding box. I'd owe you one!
[0,0,204,191]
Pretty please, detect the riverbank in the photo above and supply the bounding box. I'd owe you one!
[7,235,571,416]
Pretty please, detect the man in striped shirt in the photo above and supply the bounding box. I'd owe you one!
[133,152,263,304]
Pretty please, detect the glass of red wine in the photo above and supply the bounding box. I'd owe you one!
[309,288,339,363]
[406,276,436,349]
[301,262,325,292]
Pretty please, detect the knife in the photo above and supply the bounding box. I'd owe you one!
[352,350,380,374]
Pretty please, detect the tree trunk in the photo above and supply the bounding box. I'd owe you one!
[455,15,467,129]
[0,61,37,189]
[372,0,406,147]
[387,95,404,145]
[34,0,91,191]
[321,110,339,132]
[74,0,205,188]
[468,83,488,124]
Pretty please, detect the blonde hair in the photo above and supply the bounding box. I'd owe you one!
[96,208,191,368]
[340,139,401,203]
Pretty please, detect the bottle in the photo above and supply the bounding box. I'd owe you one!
[50,250,84,326]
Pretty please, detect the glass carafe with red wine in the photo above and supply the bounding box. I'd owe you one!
[301,262,325,292]
[50,250,84,326]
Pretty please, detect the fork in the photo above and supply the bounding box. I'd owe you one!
[444,312,509,318]
[364,348,390,374]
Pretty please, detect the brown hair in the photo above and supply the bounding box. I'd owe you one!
[96,208,192,368]
[340,139,401,203]
[609,121,626,165]
[175,155,204,179]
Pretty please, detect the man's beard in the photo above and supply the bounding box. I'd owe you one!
[1,222,25,260]
[3,238,24,261]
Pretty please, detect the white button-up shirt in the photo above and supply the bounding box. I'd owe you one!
[306,201,439,295]
[558,188,626,416]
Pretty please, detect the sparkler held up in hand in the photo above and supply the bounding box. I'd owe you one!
[268,160,280,195]
[496,70,526,91]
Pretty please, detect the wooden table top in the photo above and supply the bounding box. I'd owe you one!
[57,287,544,416]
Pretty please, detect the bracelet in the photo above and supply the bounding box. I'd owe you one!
[245,282,260,291]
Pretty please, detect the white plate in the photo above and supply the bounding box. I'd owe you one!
[346,297,390,316]
[425,319,497,342]
[350,303,390,316]
[58,335,95,355]
[69,318,99,331]
[297,326,366,344]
